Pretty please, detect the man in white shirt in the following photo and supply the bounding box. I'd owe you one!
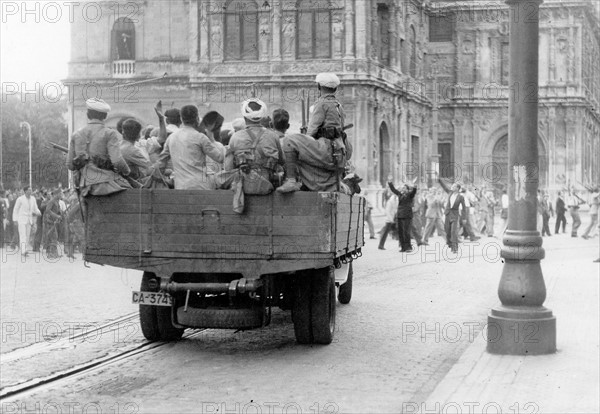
[158,105,224,190]
[12,186,41,255]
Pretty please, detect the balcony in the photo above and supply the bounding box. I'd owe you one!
[112,60,136,78]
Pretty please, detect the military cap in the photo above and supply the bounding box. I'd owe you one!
[315,73,340,88]
[86,98,111,113]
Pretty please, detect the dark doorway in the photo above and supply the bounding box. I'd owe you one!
[438,142,453,179]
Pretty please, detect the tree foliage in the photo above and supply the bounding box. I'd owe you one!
[1,95,69,190]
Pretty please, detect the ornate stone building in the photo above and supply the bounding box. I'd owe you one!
[67,0,599,203]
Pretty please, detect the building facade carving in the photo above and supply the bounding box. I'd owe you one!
[67,0,600,204]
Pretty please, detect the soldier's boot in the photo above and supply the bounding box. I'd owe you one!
[277,150,302,193]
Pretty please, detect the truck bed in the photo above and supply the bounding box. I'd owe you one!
[85,190,365,277]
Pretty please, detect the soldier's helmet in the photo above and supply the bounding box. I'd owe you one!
[241,98,268,121]
[315,73,340,89]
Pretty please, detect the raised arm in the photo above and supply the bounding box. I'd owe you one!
[388,182,400,196]
[154,100,168,146]
[438,178,451,194]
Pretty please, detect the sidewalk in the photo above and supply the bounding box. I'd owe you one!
[423,236,600,413]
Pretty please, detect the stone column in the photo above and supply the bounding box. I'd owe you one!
[189,0,199,63]
[355,0,367,59]
[488,0,556,355]
[199,1,210,63]
[272,1,281,61]
[344,0,355,59]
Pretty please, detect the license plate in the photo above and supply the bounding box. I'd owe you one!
[132,291,173,307]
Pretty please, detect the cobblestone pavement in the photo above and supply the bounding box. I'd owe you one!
[0,231,597,413]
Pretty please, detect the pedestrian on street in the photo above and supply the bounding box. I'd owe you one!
[567,187,586,237]
[33,191,44,252]
[461,187,481,242]
[365,199,376,239]
[42,189,63,259]
[12,186,41,256]
[540,193,554,237]
[479,189,497,237]
[423,188,446,244]
[501,190,509,235]
[388,179,418,252]
[443,181,467,253]
[411,189,426,246]
[7,192,19,248]
[582,187,599,239]
[378,195,398,250]
[555,191,567,234]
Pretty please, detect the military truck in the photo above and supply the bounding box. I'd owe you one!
[85,189,364,344]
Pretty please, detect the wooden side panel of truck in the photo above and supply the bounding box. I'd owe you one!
[85,190,365,276]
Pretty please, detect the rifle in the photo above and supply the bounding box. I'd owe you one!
[300,90,308,134]
[47,142,143,189]
[47,142,68,153]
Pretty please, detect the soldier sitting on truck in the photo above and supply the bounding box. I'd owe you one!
[277,73,352,193]
[67,98,132,197]
[223,98,285,193]
[158,105,225,190]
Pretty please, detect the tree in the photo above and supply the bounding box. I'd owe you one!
[1,95,69,190]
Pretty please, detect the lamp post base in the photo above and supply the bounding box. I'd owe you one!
[487,305,556,355]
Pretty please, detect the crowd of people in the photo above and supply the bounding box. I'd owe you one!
[376,180,600,254]
[1,72,354,258]
[65,72,353,211]
[2,68,598,260]
[0,186,85,258]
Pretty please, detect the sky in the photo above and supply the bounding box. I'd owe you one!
[1,1,71,86]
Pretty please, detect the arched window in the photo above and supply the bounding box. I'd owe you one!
[399,38,406,73]
[296,0,333,59]
[377,4,391,66]
[224,0,259,61]
[111,18,135,60]
[409,25,417,77]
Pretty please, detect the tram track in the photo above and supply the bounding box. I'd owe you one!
[1,312,140,364]
[0,328,207,400]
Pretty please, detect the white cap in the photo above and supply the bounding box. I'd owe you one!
[86,98,111,113]
[315,73,340,88]
[241,98,267,121]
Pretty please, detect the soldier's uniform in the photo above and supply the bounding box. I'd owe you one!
[220,98,284,194]
[278,73,351,193]
[307,94,346,139]
[67,99,131,196]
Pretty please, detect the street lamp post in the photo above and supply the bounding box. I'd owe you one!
[19,122,33,189]
[487,0,556,355]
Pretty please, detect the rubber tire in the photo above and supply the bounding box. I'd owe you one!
[139,272,184,341]
[156,306,184,341]
[291,270,313,344]
[177,307,264,329]
[310,267,336,344]
[139,272,160,341]
[337,262,353,304]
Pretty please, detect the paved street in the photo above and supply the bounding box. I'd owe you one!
[1,225,598,413]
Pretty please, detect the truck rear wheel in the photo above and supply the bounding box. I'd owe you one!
[292,271,312,344]
[310,266,336,344]
[291,267,336,345]
[139,272,184,341]
[156,306,184,341]
[139,272,160,341]
[337,262,353,304]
